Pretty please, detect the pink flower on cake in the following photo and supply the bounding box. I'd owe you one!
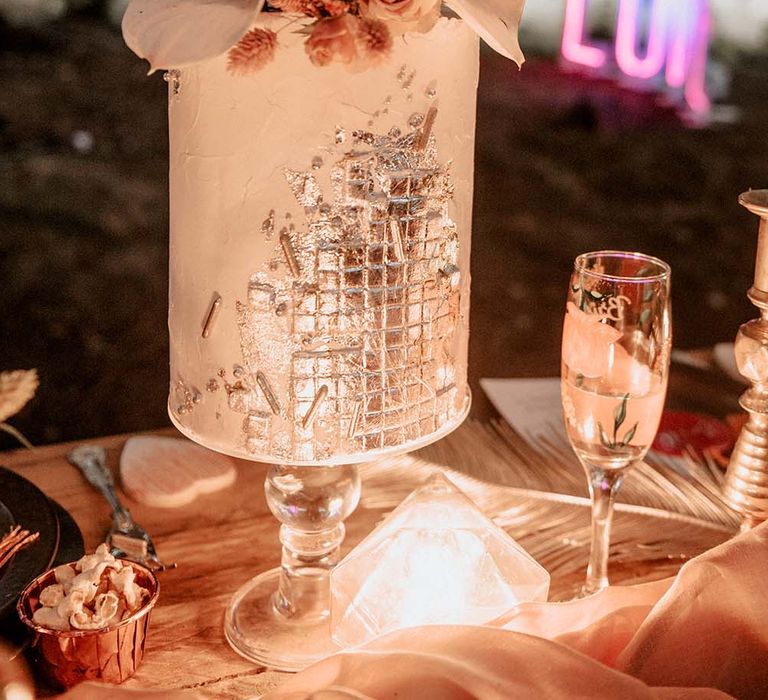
[227,28,278,75]
[305,15,392,69]
[270,0,350,18]
[121,0,528,73]
[356,18,393,65]
[305,15,359,67]
[361,0,440,34]
[321,0,354,17]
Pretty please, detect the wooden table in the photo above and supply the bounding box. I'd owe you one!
[8,424,533,698]
[3,428,313,697]
[1,363,744,698]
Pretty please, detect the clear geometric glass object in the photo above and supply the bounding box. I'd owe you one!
[331,473,550,648]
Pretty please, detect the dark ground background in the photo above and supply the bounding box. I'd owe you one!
[1,8,767,448]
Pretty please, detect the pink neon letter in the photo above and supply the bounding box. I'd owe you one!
[561,0,607,69]
[664,3,692,88]
[662,0,711,113]
[615,0,666,79]
[683,3,711,114]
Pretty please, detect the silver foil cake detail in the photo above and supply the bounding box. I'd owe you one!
[167,17,478,465]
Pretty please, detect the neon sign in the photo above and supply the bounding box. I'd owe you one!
[561,0,712,115]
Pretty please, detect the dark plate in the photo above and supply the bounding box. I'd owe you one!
[1,495,84,657]
[50,499,84,568]
[0,466,59,619]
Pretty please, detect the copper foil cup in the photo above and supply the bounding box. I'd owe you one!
[16,560,159,690]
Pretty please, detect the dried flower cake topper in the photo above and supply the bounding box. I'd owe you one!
[122,0,526,74]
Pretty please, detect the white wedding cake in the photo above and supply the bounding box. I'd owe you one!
[166,15,478,464]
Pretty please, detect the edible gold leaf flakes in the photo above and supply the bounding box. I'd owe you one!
[212,69,465,461]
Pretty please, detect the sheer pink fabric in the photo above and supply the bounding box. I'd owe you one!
[265,523,768,700]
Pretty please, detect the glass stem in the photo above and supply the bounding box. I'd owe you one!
[264,464,361,623]
[583,466,624,595]
[275,523,343,622]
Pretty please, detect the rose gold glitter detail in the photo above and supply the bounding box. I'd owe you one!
[202,294,222,339]
[163,69,181,96]
[220,79,467,462]
[262,209,275,239]
[174,377,201,415]
[280,232,301,278]
[302,384,328,430]
[256,370,281,415]
[284,169,323,208]
[348,398,363,438]
[388,218,405,261]
[269,0,310,13]
[416,105,437,151]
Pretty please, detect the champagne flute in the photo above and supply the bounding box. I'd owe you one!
[561,250,671,595]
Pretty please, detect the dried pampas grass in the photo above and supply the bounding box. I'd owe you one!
[0,369,38,423]
[0,369,38,448]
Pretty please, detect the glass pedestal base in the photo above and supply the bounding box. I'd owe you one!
[224,567,342,672]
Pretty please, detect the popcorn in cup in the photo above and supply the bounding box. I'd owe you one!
[16,544,159,690]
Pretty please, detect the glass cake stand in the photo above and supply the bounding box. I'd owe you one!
[208,399,471,671]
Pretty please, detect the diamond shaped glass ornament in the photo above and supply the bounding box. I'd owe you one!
[331,473,550,648]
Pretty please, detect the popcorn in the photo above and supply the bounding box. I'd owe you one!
[38,583,64,608]
[54,564,75,586]
[109,567,145,612]
[56,589,86,620]
[68,572,99,604]
[32,605,70,631]
[69,560,120,602]
[94,591,121,623]
[70,609,103,630]
[32,544,149,632]
[75,543,116,573]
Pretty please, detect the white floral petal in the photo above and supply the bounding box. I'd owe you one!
[445,0,526,65]
[122,0,265,73]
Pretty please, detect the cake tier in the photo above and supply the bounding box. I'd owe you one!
[168,16,479,465]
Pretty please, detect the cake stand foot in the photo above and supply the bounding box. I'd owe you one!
[224,567,341,671]
[224,463,360,672]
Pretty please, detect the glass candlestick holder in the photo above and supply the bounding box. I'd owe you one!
[724,190,768,530]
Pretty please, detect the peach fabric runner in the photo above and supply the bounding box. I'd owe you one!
[264,522,768,700]
[63,523,768,699]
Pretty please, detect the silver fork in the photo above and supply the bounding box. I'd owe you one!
[67,444,177,572]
